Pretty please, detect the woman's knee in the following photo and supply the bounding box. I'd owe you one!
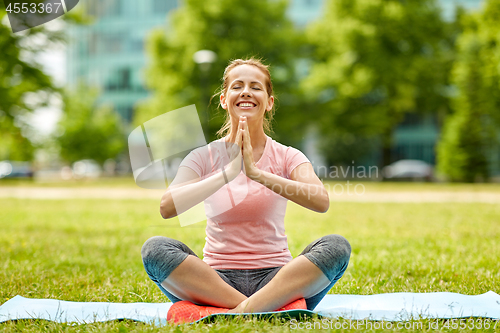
[141,236,172,261]
[141,236,194,283]
[321,234,351,261]
[317,234,351,282]
[304,234,351,281]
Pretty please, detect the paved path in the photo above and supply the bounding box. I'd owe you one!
[0,187,165,200]
[1,186,499,203]
[328,190,500,203]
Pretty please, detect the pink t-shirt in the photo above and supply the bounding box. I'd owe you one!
[179,135,310,269]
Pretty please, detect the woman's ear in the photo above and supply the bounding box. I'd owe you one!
[266,96,275,112]
[220,93,227,109]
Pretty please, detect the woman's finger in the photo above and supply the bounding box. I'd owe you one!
[241,119,254,162]
[241,119,250,150]
[235,120,243,149]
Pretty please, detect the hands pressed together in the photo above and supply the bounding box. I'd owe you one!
[163,114,329,218]
[225,116,261,181]
[225,116,329,213]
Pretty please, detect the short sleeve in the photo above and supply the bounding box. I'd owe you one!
[284,147,310,179]
[178,147,209,178]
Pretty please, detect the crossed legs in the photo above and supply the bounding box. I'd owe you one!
[161,255,247,308]
[141,234,351,312]
[226,255,330,313]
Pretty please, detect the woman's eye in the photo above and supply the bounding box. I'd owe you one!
[232,86,241,89]
[252,87,261,90]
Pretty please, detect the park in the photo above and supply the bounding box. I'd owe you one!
[1,0,500,331]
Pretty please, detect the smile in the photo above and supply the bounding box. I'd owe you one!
[237,102,256,108]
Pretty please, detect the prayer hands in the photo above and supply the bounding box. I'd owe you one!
[225,124,243,182]
[224,116,261,181]
[239,116,260,180]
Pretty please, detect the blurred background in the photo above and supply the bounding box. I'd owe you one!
[1,0,499,184]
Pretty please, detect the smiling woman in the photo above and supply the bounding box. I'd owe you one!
[216,58,276,139]
[141,58,351,323]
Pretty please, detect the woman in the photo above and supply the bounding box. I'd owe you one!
[141,58,351,323]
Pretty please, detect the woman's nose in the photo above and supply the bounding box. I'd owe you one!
[241,86,251,96]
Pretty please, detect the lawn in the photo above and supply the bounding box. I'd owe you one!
[0,182,499,332]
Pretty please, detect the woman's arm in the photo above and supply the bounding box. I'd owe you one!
[247,163,329,213]
[240,120,329,213]
[160,132,243,219]
[160,166,225,219]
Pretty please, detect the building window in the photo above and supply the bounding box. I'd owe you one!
[130,38,144,52]
[107,35,122,53]
[153,0,177,14]
[86,0,121,17]
[89,33,97,55]
[115,104,134,122]
[400,113,422,127]
[131,69,147,92]
[78,40,87,57]
[105,68,131,91]
[393,143,435,164]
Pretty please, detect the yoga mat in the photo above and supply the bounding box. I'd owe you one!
[1,291,499,326]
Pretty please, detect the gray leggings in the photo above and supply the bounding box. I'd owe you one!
[141,234,351,310]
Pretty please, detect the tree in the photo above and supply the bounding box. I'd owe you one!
[436,0,500,182]
[55,84,126,165]
[0,3,88,161]
[0,9,53,160]
[302,0,452,166]
[134,0,306,145]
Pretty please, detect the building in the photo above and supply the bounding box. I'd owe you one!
[66,0,179,122]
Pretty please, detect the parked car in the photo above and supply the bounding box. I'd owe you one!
[72,159,102,179]
[0,160,34,179]
[382,159,433,181]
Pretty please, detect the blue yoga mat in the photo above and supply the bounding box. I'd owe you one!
[1,291,499,326]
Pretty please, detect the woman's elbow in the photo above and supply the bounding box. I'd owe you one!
[160,206,177,219]
[160,195,177,219]
[317,192,330,213]
[160,207,174,219]
[317,199,329,213]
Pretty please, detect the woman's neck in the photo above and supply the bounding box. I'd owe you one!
[226,119,267,150]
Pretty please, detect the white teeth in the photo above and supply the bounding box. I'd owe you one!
[239,103,254,107]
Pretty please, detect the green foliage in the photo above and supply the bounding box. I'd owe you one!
[319,132,379,166]
[436,0,500,182]
[0,9,53,161]
[436,111,489,182]
[134,0,305,144]
[55,85,126,165]
[303,0,452,166]
[0,122,34,161]
[0,4,90,161]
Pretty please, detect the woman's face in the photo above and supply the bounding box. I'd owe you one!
[220,64,274,124]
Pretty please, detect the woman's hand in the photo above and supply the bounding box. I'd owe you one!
[240,117,260,180]
[237,116,329,213]
[224,120,244,181]
[161,124,243,219]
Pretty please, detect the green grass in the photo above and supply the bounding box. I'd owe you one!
[0,176,138,188]
[340,181,500,193]
[3,177,500,192]
[1,188,499,332]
